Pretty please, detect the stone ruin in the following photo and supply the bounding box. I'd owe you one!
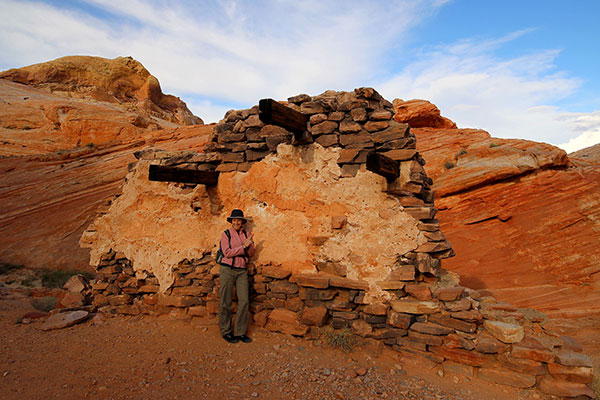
[80,88,595,398]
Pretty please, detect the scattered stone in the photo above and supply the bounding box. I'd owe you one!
[63,274,89,293]
[41,310,89,331]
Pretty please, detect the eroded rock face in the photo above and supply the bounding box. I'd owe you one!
[0,55,202,127]
[401,106,600,317]
[0,125,212,271]
[81,144,420,295]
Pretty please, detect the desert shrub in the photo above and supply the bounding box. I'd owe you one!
[457,149,467,157]
[444,161,455,169]
[489,143,500,148]
[21,277,38,287]
[40,270,92,288]
[31,296,58,312]
[86,142,95,147]
[320,327,358,352]
[0,263,24,275]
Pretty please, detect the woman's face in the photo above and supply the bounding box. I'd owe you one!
[231,218,244,231]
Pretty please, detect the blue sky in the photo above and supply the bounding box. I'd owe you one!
[1,0,599,152]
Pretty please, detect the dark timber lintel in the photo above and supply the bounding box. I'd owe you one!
[148,164,219,186]
[259,98,312,144]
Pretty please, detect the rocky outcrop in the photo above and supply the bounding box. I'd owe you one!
[0,125,212,271]
[393,99,456,129]
[393,100,600,318]
[570,143,600,166]
[0,55,202,127]
[0,56,207,270]
[0,79,181,155]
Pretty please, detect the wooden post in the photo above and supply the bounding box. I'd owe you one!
[259,98,312,144]
[366,152,399,181]
[148,164,219,186]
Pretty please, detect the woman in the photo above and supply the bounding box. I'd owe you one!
[218,209,255,343]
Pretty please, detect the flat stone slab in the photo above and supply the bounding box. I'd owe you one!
[390,299,440,314]
[42,311,89,331]
[484,320,524,344]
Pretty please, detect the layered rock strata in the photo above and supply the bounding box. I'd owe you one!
[81,88,595,397]
[395,99,600,318]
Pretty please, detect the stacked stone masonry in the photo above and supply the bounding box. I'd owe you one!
[135,88,453,278]
[92,252,595,398]
[91,88,594,398]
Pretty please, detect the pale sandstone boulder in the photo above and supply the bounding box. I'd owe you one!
[41,310,89,331]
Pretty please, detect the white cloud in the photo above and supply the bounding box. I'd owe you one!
[556,111,600,153]
[378,33,600,151]
[1,1,599,151]
[186,99,233,126]
[0,0,444,122]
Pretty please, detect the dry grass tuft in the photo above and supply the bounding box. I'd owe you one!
[31,297,58,312]
[320,327,358,352]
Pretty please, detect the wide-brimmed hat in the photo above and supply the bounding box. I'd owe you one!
[227,209,247,223]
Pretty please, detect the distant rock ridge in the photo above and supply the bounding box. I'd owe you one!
[0,55,202,127]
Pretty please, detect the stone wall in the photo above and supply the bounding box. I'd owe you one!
[90,249,595,398]
[81,88,595,398]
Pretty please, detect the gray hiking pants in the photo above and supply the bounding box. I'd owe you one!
[218,265,249,336]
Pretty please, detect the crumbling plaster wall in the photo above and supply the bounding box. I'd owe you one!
[82,143,420,297]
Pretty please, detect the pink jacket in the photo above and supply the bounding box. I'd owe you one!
[220,227,255,269]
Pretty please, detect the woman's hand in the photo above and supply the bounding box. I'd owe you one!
[243,233,254,248]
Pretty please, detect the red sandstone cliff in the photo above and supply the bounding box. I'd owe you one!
[394,99,600,318]
[0,56,208,270]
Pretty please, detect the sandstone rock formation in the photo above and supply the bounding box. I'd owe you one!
[393,100,600,318]
[393,99,456,129]
[0,125,212,271]
[1,56,202,127]
[0,79,177,155]
[0,56,207,271]
[571,143,600,166]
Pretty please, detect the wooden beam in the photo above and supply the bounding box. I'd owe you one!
[259,98,308,135]
[366,152,399,181]
[148,164,219,186]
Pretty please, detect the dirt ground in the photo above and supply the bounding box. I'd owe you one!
[0,288,567,400]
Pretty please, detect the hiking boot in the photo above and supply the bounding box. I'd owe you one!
[222,333,239,343]
[235,334,252,343]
